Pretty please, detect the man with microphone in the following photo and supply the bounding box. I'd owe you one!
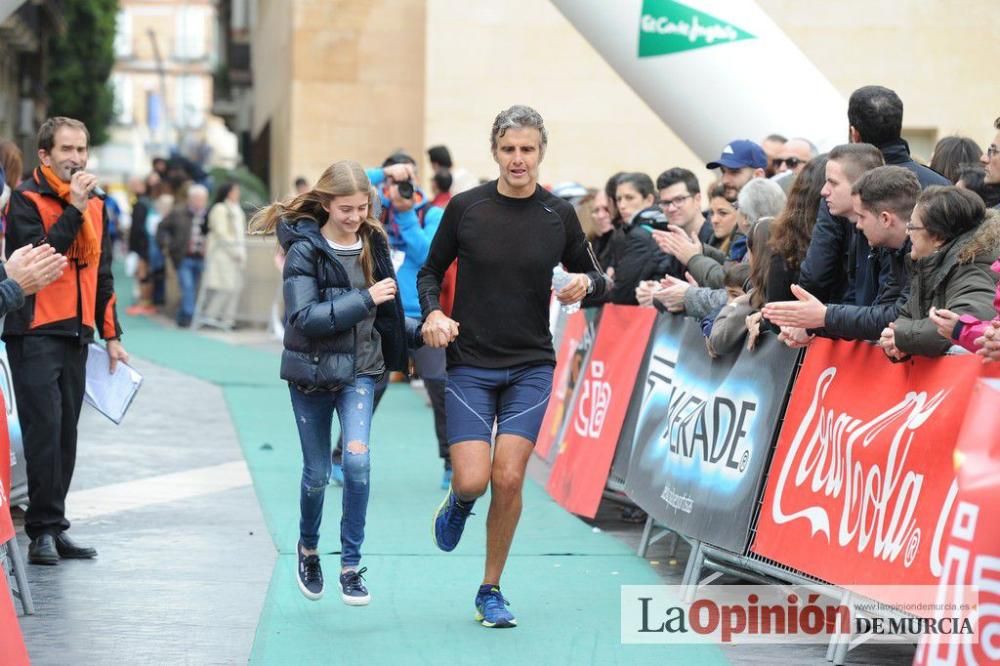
[3,116,128,565]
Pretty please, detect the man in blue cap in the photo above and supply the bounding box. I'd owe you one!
[706,139,768,200]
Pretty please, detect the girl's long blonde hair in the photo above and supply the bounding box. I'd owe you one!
[249,160,387,285]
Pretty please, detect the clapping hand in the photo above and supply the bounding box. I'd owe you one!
[4,243,68,295]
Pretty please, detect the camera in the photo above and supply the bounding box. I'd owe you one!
[396,179,414,200]
[636,208,670,232]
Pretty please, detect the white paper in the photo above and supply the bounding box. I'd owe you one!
[84,343,143,425]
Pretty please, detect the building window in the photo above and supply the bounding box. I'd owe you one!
[174,6,208,60]
[114,10,133,58]
[175,75,205,127]
[112,74,133,125]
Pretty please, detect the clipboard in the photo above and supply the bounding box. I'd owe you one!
[84,343,143,424]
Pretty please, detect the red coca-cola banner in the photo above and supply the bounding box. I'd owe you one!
[546,305,656,517]
[0,393,28,663]
[0,570,29,665]
[914,379,1000,666]
[752,339,996,588]
[0,392,14,544]
[535,310,588,459]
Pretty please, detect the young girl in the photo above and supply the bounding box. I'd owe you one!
[249,160,419,605]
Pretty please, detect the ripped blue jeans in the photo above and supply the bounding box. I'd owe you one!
[289,375,376,566]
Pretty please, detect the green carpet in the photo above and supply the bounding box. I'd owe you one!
[115,281,728,665]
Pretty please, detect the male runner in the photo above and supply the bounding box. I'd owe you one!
[417,105,608,628]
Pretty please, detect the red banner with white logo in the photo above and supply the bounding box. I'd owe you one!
[0,388,28,663]
[0,569,29,665]
[752,339,997,588]
[546,305,656,517]
[914,378,1000,666]
[535,310,588,459]
[0,391,14,544]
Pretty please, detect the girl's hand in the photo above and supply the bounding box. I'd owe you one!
[368,278,397,305]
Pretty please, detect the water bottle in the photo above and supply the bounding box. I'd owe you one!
[552,265,581,314]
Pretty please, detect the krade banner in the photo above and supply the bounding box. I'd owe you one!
[546,305,656,517]
[752,339,994,588]
[914,379,1000,666]
[624,313,798,553]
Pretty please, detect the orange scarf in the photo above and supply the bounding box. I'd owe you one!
[39,164,101,265]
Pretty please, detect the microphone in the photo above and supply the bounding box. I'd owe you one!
[69,167,107,200]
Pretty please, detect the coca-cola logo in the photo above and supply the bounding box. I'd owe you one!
[573,360,612,439]
[771,367,953,572]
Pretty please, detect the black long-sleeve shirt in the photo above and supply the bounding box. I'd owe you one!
[417,180,608,368]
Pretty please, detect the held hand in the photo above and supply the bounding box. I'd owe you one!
[556,273,590,305]
[367,278,397,305]
[654,277,689,313]
[975,321,1000,363]
[879,323,905,360]
[4,244,68,295]
[69,170,98,211]
[928,307,961,340]
[422,310,460,349]
[777,326,814,349]
[106,339,129,374]
[635,280,658,308]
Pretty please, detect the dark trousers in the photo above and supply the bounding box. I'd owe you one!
[412,345,450,467]
[6,336,88,539]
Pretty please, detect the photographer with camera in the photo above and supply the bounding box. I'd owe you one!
[364,153,452,487]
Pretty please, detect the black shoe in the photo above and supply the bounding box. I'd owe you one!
[54,533,97,559]
[296,542,324,601]
[28,535,59,565]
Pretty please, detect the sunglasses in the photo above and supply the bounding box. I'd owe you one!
[773,157,805,169]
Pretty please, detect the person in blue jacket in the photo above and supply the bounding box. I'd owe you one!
[366,157,452,487]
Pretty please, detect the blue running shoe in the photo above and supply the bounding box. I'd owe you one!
[440,468,453,490]
[475,585,517,628]
[432,490,474,552]
[330,463,344,487]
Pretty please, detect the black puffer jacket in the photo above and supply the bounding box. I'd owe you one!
[277,217,419,390]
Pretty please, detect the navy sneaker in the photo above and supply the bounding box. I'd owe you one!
[475,585,517,628]
[433,491,474,552]
[339,567,370,606]
[296,544,323,601]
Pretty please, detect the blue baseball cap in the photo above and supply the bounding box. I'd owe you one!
[706,140,768,170]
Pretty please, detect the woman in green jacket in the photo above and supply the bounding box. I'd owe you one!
[880,186,1000,359]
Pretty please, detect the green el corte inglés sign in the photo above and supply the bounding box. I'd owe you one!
[638,0,755,58]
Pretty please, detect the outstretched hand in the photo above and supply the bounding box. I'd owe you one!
[761,284,827,329]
